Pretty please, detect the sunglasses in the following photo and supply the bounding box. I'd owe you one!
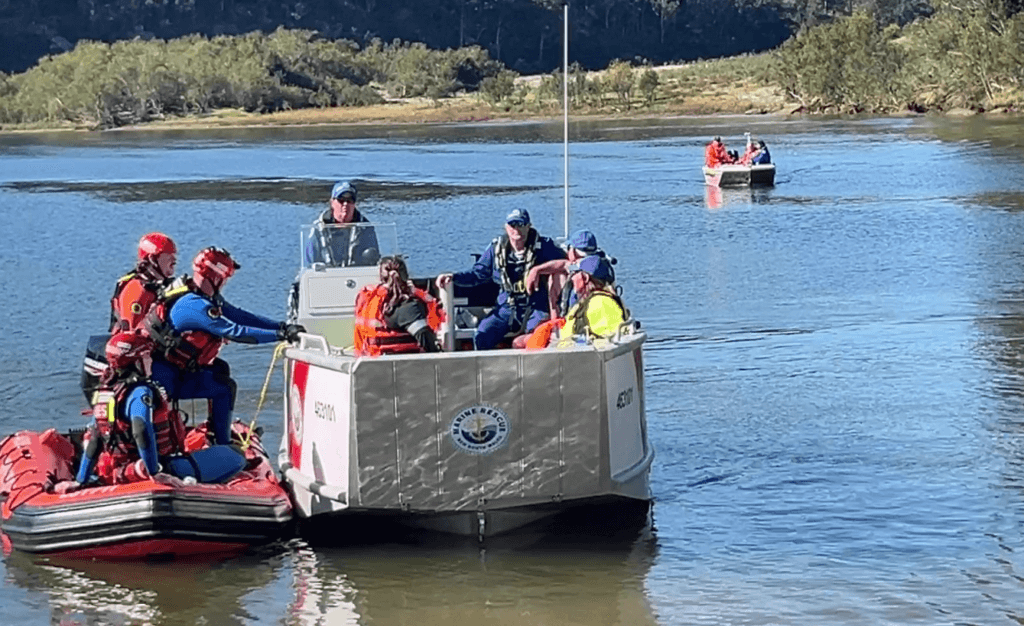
[508,220,528,228]
[335,195,356,203]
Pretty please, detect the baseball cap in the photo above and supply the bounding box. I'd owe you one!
[569,255,615,283]
[506,208,531,225]
[331,181,357,201]
[566,230,599,255]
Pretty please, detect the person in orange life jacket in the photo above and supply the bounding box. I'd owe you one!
[435,208,566,350]
[354,256,442,355]
[73,332,246,488]
[705,136,735,168]
[304,181,380,267]
[110,232,177,332]
[739,139,770,165]
[148,247,305,446]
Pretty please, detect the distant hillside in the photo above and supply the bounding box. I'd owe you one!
[0,0,932,75]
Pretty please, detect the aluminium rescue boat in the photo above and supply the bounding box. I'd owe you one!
[0,422,292,559]
[281,222,653,540]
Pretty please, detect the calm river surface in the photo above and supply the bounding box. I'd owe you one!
[4,115,1024,625]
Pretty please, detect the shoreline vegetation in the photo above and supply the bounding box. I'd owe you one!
[2,3,1022,133]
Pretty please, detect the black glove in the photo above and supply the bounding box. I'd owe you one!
[277,322,306,343]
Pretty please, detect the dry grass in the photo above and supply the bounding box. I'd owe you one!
[2,53,795,133]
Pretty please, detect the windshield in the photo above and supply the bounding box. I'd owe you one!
[300,222,400,269]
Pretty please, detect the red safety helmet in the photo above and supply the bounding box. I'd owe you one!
[105,331,152,370]
[138,233,177,262]
[192,246,240,290]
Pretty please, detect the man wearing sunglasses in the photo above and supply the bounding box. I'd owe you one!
[304,180,380,267]
[436,208,566,350]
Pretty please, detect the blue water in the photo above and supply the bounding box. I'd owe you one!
[4,115,1024,624]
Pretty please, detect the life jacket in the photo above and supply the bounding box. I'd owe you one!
[524,317,566,350]
[353,284,443,356]
[492,229,540,306]
[90,373,186,484]
[569,290,627,338]
[310,207,371,266]
[109,267,167,332]
[143,276,225,371]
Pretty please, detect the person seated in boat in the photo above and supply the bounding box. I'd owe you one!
[110,232,178,332]
[354,255,442,355]
[435,208,566,350]
[514,229,617,350]
[72,331,247,488]
[304,180,380,267]
[751,140,771,165]
[145,247,305,446]
[522,255,627,349]
[705,136,735,168]
[739,139,771,166]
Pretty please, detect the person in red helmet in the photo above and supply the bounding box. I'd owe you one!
[146,247,304,445]
[72,331,246,487]
[110,232,177,333]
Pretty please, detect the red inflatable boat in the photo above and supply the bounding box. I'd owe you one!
[0,424,292,560]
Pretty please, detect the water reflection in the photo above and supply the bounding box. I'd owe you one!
[703,185,775,210]
[4,545,289,626]
[4,525,658,626]
[286,526,659,626]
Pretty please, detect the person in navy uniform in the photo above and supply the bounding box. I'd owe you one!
[436,208,566,350]
[147,247,304,445]
[304,180,380,267]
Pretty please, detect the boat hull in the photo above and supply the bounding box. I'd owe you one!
[703,163,776,187]
[0,429,292,559]
[280,331,653,539]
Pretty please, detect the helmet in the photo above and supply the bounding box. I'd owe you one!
[105,331,152,370]
[192,246,240,290]
[138,233,177,263]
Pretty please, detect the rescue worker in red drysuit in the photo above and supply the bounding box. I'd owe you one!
[72,332,246,487]
[110,232,178,332]
[146,247,304,445]
[705,136,734,168]
[354,255,442,355]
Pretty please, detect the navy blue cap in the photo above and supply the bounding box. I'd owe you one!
[506,208,531,225]
[566,229,599,255]
[331,181,357,201]
[569,255,615,283]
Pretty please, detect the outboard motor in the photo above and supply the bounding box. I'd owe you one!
[80,333,110,402]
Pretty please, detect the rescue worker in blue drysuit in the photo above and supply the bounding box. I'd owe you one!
[147,247,304,446]
[72,331,246,487]
[436,208,566,350]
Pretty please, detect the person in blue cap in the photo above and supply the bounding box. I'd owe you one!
[526,228,616,317]
[556,254,627,347]
[436,208,566,350]
[304,180,380,267]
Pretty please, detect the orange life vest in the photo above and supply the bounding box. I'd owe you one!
[353,284,443,356]
[91,379,186,484]
[144,276,225,371]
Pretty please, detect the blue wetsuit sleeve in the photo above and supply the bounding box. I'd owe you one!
[453,244,495,288]
[220,299,281,331]
[170,294,280,344]
[125,385,160,475]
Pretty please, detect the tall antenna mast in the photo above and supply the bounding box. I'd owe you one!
[562,1,570,240]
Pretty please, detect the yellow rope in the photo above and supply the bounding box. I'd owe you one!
[239,341,288,450]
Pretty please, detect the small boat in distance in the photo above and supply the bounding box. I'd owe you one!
[703,163,776,187]
[703,132,775,188]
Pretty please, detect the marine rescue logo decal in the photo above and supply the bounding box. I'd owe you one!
[449,405,510,455]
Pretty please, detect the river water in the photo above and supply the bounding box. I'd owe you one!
[3,115,1024,625]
